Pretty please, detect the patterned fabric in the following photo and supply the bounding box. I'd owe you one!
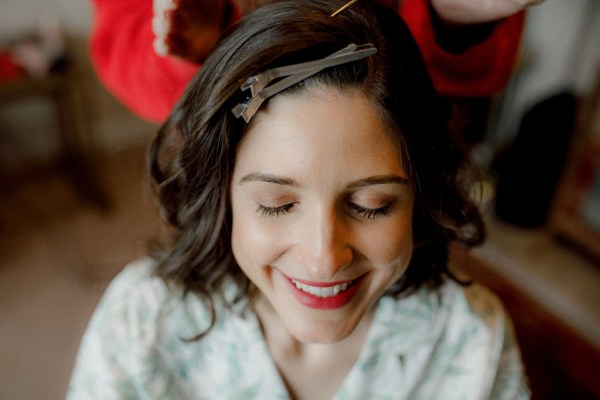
[67,258,530,399]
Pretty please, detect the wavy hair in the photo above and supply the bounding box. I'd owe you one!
[149,0,484,329]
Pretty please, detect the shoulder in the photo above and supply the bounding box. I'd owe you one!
[372,280,508,362]
[441,280,507,331]
[100,257,166,301]
[426,280,511,363]
[375,281,528,399]
[68,258,223,398]
[379,280,508,346]
[412,281,529,398]
[85,258,216,347]
[349,282,527,399]
[95,257,177,318]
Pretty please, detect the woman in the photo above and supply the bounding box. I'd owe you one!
[69,1,529,398]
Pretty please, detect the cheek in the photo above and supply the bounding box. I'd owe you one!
[364,215,414,268]
[230,203,287,269]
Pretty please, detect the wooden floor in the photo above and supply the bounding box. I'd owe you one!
[0,145,164,400]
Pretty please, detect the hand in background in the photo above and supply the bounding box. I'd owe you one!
[431,0,544,24]
[152,0,231,62]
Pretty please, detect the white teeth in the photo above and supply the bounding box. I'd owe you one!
[291,280,352,298]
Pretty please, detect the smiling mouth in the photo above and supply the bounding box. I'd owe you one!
[290,279,355,298]
[281,273,364,310]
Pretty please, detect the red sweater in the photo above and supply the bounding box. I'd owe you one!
[90,0,524,123]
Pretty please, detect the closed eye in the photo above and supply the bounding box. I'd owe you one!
[256,203,296,217]
[348,202,392,219]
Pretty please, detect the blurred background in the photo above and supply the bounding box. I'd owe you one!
[0,0,598,399]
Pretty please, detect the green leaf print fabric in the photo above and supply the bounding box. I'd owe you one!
[67,258,530,399]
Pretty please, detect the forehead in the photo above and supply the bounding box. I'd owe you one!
[233,87,407,183]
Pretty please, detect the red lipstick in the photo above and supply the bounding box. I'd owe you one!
[281,274,363,310]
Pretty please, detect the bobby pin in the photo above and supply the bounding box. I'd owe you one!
[331,0,358,17]
[231,43,377,123]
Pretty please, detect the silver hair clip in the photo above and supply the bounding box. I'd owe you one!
[231,43,377,122]
[331,0,358,17]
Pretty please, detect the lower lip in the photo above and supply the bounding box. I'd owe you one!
[282,275,363,310]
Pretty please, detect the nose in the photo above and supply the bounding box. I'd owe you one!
[296,207,353,279]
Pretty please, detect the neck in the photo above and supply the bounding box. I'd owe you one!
[251,292,375,400]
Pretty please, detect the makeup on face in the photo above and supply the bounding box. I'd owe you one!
[230,87,414,343]
[279,269,365,310]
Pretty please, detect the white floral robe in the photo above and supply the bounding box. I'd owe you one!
[67,258,530,399]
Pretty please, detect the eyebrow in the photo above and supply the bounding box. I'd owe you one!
[347,175,411,188]
[239,173,297,186]
[238,173,410,187]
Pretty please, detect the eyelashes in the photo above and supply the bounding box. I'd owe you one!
[256,203,296,217]
[256,202,392,219]
[347,202,392,219]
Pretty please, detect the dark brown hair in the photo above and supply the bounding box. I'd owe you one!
[150,0,484,325]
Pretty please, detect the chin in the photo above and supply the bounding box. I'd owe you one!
[280,313,361,344]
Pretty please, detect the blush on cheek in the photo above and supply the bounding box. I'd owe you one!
[377,226,414,267]
[231,216,288,270]
[380,247,412,277]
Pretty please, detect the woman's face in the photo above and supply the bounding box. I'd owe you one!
[230,87,414,344]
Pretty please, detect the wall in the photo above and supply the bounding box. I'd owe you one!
[0,0,156,171]
[1,0,599,164]
[489,0,600,146]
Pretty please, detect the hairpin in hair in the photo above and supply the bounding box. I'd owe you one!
[231,43,377,122]
[331,0,358,17]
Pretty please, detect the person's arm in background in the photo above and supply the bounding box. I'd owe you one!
[90,0,541,123]
[400,0,542,98]
[89,0,239,122]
